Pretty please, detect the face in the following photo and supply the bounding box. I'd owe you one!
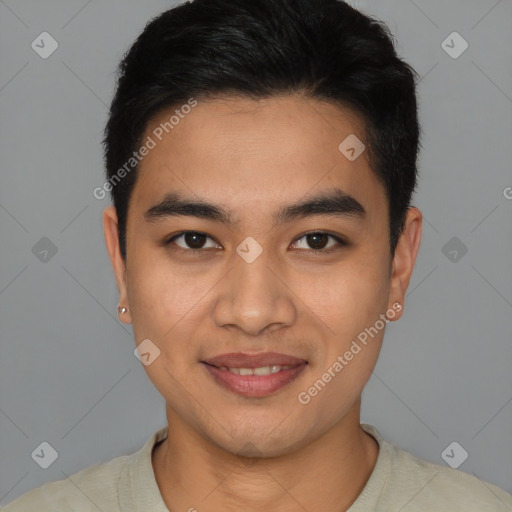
[104,94,421,457]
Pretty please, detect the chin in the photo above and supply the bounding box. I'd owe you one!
[208,418,313,459]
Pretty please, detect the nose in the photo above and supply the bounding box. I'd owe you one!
[212,243,297,337]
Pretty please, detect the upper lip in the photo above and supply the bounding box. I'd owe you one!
[202,352,307,368]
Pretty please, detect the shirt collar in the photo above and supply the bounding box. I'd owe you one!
[118,425,170,512]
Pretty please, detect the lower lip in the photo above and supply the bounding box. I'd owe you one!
[202,363,307,397]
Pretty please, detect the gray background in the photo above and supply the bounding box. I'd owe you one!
[1,0,511,506]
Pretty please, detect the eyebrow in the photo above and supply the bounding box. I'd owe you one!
[143,188,366,226]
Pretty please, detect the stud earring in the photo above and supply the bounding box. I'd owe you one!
[118,305,128,315]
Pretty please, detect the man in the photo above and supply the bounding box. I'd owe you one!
[3,0,511,510]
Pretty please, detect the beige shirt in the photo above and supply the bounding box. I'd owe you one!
[2,424,511,511]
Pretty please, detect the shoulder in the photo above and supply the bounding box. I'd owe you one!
[1,452,130,512]
[1,426,169,512]
[394,446,510,507]
[372,428,512,511]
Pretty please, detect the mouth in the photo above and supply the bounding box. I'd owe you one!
[201,352,308,397]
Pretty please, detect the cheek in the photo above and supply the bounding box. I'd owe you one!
[297,255,390,398]
[127,264,204,399]
[127,258,224,379]
[128,259,207,331]
[302,257,390,336]
[294,265,389,421]
[126,266,183,367]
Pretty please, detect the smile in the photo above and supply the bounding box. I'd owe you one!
[201,357,307,397]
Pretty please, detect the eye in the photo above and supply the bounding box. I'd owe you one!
[291,232,347,252]
[165,231,221,254]
[163,230,347,256]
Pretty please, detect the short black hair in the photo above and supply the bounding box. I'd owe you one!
[103,0,420,261]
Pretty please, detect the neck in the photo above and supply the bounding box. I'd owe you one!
[152,401,378,512]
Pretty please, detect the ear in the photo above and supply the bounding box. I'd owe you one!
[387,207,422,321]
[103,206,132,324]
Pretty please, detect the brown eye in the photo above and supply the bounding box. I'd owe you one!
[306,233,329,249]
[181,232,208,249]
[292,232,346,251]
[165,231,220,253]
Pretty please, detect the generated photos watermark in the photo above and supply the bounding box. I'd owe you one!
[298,302,402,405]
[93,98,198,200]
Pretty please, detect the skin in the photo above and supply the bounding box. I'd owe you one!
[103,94,422,511]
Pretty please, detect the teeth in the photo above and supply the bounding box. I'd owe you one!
[222,365,293,375]
[254,366,271,376]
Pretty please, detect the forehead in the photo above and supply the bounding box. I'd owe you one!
[130,95,385,218]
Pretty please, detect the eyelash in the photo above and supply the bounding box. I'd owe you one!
[163,230,347,256]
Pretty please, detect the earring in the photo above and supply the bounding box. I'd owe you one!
[118,305,128,315]
[394,302,402,311]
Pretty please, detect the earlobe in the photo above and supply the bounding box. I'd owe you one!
[103,206,133,324]
[387,207,422,321]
